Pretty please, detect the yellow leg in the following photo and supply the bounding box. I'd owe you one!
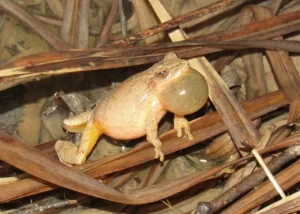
[55,119,102,165]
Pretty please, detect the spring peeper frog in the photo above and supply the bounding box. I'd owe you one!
[55,52,208,165]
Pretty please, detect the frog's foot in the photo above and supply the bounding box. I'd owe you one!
[155,145,164,162]
[174,115,193,140]
[148,138,164,162]
[63,111,92,133]
[55,140,85,165]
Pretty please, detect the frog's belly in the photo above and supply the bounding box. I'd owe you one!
[97,113,148,140]
[94,106,149,140]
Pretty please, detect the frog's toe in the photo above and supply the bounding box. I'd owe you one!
[154,147,164,162]
[185,128,194,140]
[174,116,194,140]
[176,127,183,138]
[159,152,164,162]
[55,140,80,165]
[154,150,159,159]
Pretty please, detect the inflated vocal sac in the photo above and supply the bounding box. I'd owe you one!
[158,67,208,116]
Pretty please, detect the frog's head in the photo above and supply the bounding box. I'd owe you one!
[150,52,209,115]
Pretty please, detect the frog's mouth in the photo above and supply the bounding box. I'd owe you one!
[158,67,209,115]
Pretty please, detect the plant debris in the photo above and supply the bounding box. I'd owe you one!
[0,0,300,214]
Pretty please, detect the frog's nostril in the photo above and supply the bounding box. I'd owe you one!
[149,78,156,88]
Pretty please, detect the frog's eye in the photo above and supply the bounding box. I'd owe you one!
[156,68,168,77]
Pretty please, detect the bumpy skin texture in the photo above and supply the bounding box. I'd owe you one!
[55,52,208,165]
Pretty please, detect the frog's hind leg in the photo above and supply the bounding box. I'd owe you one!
[63,111,92,133]
[55,117,102,165]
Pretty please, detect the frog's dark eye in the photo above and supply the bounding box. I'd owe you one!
[156,68,168,77]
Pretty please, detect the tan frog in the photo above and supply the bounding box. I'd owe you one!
[55,52,208,165]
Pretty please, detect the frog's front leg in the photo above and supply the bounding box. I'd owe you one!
[145,110,166,162]
[174,114,193,140]
[55,115,102,165]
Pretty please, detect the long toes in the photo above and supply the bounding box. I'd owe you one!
[155,153,159,159]
[54,140,65,151]
[187,132,194,140]
[176,128,183,138]
[55,140,78,165]
[154,147,164,162]
[154,146,162,158]
[159,152,164,162]
[155,149,160,159]
[184,128,193,140]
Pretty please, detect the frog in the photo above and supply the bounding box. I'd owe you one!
[55,52,208,165]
